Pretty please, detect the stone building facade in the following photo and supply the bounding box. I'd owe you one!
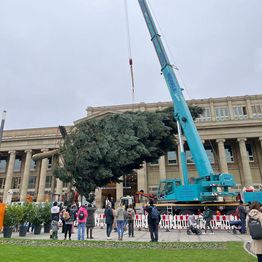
[0,94,262,206]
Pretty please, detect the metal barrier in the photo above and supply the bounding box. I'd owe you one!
[95,213,236,231]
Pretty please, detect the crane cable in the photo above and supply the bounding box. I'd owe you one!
[124,0,135,111]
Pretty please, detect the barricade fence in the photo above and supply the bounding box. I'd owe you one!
[94,213,237,230]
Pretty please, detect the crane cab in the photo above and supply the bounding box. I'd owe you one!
[158,179,202,202]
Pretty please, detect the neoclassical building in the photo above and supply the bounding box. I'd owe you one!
[0,94,262,206]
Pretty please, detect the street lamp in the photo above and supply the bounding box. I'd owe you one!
[0,110,7,146]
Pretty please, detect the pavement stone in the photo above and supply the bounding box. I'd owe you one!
[0,227,252,243]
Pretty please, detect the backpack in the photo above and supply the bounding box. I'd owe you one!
[150,206,159,220]
[126,209,133,220]
[78,210,85,220]
[248,216,262,240]
[63,211,70,221]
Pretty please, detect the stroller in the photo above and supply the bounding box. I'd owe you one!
[187,215,202,235]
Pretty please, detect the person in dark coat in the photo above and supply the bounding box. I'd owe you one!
[145,199,160,242]
[237,200,247,234]
[203,206,214,234]
[86,204,96,239]
[104,203,114,240]
[64,206,75,240]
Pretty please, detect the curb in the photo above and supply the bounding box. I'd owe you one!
[243,241,256,258]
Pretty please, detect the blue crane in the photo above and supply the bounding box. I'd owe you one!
[138,0,236,203]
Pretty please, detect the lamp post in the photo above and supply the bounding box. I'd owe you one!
[0,110,7,146]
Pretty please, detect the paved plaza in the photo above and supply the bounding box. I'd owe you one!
[0,227,251,243]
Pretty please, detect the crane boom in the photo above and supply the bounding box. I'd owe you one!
[138,0,213,179]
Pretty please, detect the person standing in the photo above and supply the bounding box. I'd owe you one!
[86,204,96,239]
[112,207,117,232]
[104,203,114,240]
[126,204,135,237]
[60,208,66,233]
[50,201,60,239]
[64,206,74,240]
[237,200,247,234]
[70,203,78,234]
[76,205,88,240]
[145,199,160,242]
[203,206,214,234]
[116,202,126,241]
[247,202,262,262]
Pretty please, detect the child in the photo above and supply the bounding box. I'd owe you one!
[51,220,59,240]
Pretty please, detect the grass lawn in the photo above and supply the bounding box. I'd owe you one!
[0,239,255,262]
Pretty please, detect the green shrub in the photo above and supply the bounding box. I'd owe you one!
[4,205,23,227]
[19,204,34,225]
[29,205,45,225]
[40,202,52,224]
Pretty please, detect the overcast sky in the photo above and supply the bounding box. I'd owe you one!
[0,0,261,130]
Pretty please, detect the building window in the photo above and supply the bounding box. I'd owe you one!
[63,181,68,188]
[47,157,53,169]
[215,107,229,121]
[196,107,211,122]
[224,144,234,163]
[45,176,52,188]
[233,106,247,120]
[30,160,37,171]
[149,159,159,166]
[14,156,22,172]
[28,176,36,189]
[252,104,262,119]
[204,145,215,164]
[167,151,177,164]
[0,157,7,172]
[246,144,254,162]
[186,150,194,164]
[0,177,5,189]
[11,177,21,189]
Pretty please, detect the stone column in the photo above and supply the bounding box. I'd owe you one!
[159,155,166,180]
[137,162,147,193]
[227,100,234,120]
[216,139,228,173]
[3,151,16,203]
[245,97,253,119]
[54,156,64,201]
[37,149,48,202]
[209,100,216,121]
[55,179,63,201]
[95,188,102,209]
[116,177,123,203]
[20,150,32,202]
[237,138,253,186]
[259,137,262,150]
[258,137,262,182]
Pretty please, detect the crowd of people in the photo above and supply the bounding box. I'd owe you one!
[103,198,159,242]
[50,201,96,241]
[49,197,161,243]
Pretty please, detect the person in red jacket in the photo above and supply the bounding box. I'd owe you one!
[76,205,88,240]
